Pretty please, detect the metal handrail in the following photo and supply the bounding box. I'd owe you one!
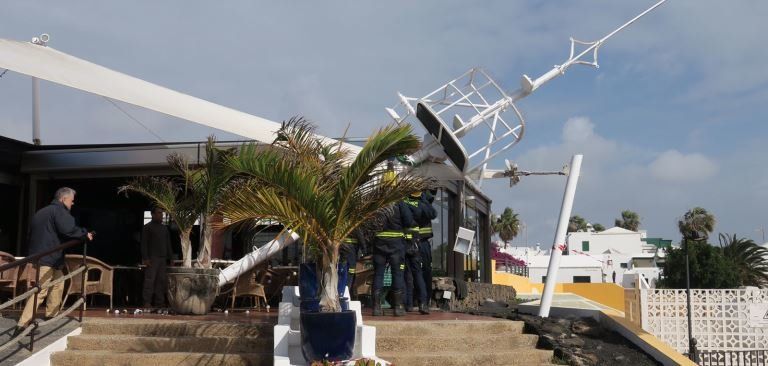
[0,238,88,352]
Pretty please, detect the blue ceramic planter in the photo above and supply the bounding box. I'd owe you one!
[299,263,349,303]
[300,310,356,362]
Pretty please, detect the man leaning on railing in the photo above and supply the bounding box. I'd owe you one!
[13,187,94,336]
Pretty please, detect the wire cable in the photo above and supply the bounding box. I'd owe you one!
[102,96,165,142]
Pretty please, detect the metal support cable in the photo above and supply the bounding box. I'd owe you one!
[102,96,165,142]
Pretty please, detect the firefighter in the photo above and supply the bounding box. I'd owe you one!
[404,191,429,314]
[340,228,366,299]
[371,199,415,316]
[416,190,438,305]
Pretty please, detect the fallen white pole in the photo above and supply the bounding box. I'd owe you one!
[218,230,300,286]
[538,154,582,317]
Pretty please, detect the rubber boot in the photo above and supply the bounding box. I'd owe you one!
[419,301,430,315]
[392,291,405,317]
[372,290,383,316]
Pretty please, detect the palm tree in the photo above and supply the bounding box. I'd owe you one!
[219,118,428,312]
[492,207,520,248]
[118,176,199,267]
[718,233,768,287]
[568,215,588,233]
[678,207,716,242]
[120,136,234,268]
[592,223,606,232]
[615,210,641,231]
[169,136,234,268]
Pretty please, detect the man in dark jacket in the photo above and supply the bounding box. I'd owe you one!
[17,187,92,331]
[141,207,174,308]
[371,200,415,316]
[415,191,438,305]
[340,228,366,299]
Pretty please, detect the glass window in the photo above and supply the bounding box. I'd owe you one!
[464,203,479,281]
[582,241,589,251]
[430,188,450,276]
[573,276,591,283]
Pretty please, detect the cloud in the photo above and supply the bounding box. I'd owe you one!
[648,150,718,182]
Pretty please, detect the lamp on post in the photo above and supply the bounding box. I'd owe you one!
[684,229,706,363]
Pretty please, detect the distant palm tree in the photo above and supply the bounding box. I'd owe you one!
[678,207,716,241]
[718,233,768,287]
[592,223,606,232]
[568,215,588,233]
[615,210,641,231]
[492,207,520,248]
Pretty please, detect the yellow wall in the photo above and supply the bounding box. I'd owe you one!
[491,260,625,311]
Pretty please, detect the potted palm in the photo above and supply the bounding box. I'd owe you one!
[119,137,233,314]
[219,118,427,361]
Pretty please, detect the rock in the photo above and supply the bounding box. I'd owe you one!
[571,318,605,338]
[583,353,599,364]
[560,337,585,348]
[615,355,626,362]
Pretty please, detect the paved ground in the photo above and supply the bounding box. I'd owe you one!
[519,293,614,311]
[0,312,80,366]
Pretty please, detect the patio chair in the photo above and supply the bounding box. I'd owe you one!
[0,251,20,306]
[229,267,268,309]
[63,254,114,310]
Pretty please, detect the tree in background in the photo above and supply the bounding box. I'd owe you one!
[492,207,520,248]
[614,210,641,231]
[592,223,606,232]
[718,233,768,287]
[567,215,588,233]
[658,241,739,289]
[678,207,716,242]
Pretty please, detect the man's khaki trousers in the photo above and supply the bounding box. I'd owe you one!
[17,265,64,327]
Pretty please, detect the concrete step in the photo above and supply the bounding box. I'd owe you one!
[50,350,271,366]
[377,349,554,366]
[377,334,539,353]
[81,318,272,337]
[67,334,271,353]
[366,320,524,337]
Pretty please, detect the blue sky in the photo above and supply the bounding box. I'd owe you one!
[1,1,766,247]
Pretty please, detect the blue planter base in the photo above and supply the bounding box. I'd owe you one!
[300,310,356,362]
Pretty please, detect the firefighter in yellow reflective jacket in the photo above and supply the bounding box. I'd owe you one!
[371,199,415,317]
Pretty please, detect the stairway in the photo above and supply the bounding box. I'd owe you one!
[50,318,273,366]
[367,320,556,366]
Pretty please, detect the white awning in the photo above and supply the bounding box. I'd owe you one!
[0,38,360,153]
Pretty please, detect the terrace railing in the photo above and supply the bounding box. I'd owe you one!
[0,239,88,352]
[695,349,768,366]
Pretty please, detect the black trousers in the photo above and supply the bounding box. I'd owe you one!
[404,252,427,307]
[142,257,168,307]
[372,238,405,293]
[419,239,433,301]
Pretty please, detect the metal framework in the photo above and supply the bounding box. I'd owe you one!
[387,0,669,186]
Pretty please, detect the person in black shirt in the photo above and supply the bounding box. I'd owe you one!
[141,207,173,308]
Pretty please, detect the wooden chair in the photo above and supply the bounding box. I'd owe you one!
[229,267,268,309]
[0,251,20,306]
[63,254,114,310]
[352,256,375,299]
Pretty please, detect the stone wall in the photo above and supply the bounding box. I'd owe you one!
[448,282,517,312]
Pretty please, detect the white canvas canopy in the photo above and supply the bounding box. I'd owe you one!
[0,38,360,153]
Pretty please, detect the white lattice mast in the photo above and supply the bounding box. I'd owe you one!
[386,0,669,185]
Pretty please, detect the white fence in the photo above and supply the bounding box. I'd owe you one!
[637,288,768,354]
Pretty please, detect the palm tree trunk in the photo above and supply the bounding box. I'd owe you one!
[318,248,341,312]
[180,228,193,268]
[196,216,213,268]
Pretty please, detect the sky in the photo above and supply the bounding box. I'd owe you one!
[1,1,766,247]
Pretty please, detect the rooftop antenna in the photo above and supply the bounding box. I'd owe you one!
[386,0,668,185]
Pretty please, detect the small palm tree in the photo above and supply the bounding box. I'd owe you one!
[119,136,234,268]
[492,207,520,248]
[678,207,716,242]
[592,223,606,232]
[219,118,428,312]
[169,136,234,268]
[118,176,199,267]
[719,233,768,287]
[615,210,641,231]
